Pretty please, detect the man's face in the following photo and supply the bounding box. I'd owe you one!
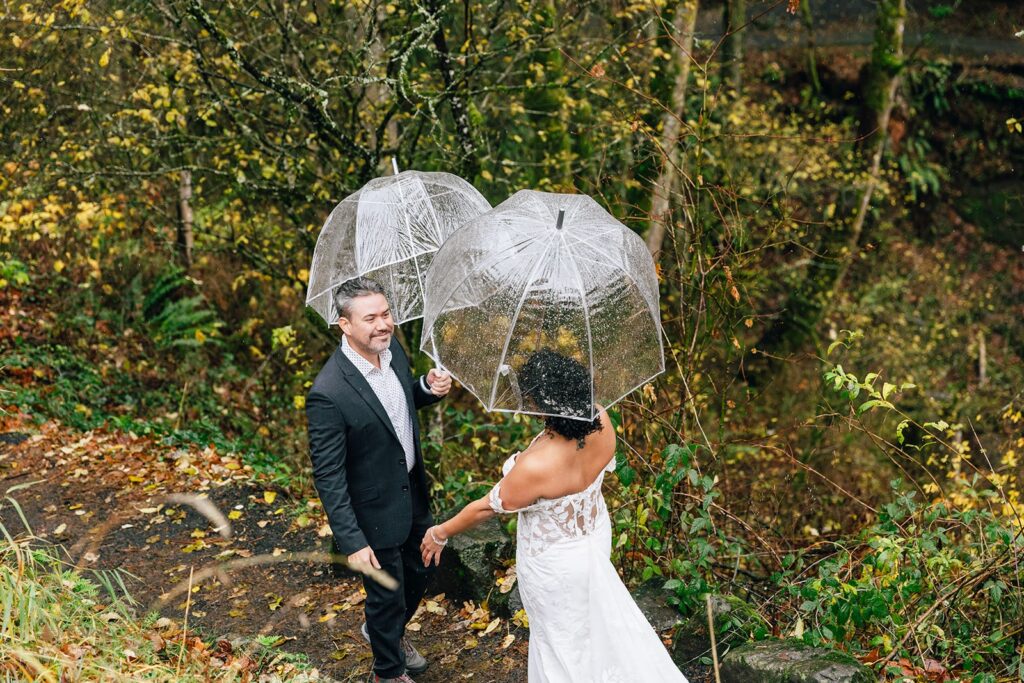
[338,293,394,356]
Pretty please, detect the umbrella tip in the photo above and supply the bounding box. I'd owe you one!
[391,158,400,175]
[555,209,565,231]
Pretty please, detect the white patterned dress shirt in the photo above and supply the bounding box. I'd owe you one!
[341,336,417,472]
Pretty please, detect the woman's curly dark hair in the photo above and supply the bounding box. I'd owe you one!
[519,349,603,447]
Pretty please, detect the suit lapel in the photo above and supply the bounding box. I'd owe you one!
[332,346,401,446]
[388,339,418,425]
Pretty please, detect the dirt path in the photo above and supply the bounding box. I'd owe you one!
[0,411,533,682]
[0,410,708,682]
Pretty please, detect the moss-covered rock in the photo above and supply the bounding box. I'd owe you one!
[720,639,873,683]
[432,516,513,614]
[631,580,684,633]
[672,593,767,666]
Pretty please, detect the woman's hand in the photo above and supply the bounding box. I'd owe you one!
[420,525,448,567]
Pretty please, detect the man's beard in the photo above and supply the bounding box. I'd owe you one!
[367,332,391,352]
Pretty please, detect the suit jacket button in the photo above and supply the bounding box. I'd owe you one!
[401,485,409,492]
[398,459,404,465]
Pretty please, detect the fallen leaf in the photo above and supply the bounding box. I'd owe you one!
[501,634,515,649]
[482,618,501,636]
[263,491,276,504]
[148,633,166,652]
[52,523,66,536]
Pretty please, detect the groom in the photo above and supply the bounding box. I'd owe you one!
[306,277,451,683]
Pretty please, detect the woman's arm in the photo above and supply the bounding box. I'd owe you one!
[420,494,494,567]
[420,457,547,567]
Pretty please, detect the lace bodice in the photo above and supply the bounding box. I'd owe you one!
[488,443,616,557]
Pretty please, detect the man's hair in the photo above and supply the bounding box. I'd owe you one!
[519,349,603,447]
[333,277,386,321]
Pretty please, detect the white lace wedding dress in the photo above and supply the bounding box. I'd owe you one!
[488,444,688,683]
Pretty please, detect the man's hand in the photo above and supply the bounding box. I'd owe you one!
[426,369,452,397]
[347,545,381,573]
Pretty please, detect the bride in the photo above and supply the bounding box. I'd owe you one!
[420,350,687,682]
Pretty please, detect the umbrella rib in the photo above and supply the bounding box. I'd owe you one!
[420,228,537,334]
[487,237,558,411]
[560,230,597,420]
[565,252,662,328]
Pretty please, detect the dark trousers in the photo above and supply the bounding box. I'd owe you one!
[364,480,435,678]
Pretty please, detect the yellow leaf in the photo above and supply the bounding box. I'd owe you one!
[195,329,206,343]
[99,48,111,68]
[482,618,501,636]
[12,35,22,48]
[263,491,277,505]
[53,259,65,273]
[228,510,242,520]
[304,11,317,23]
[480,169,493,181]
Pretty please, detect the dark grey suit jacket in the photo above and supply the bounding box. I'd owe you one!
[306,336,442,555]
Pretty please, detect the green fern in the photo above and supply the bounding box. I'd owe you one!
[141,267,223,349]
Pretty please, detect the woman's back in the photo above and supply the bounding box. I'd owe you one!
[512,410,616,499]
[489,412,617,557]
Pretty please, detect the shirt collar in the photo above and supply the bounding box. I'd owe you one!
[341,335,391,377]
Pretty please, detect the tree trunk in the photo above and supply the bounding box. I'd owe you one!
[367,6,399,164]
[426,0,478,179]
[177,169,194,270]
[801,0,822,95]
[524,0,571,189]
[744,0,906,386]
[832,0,905,295]
[646,1,699,258]
[722,0,745,92]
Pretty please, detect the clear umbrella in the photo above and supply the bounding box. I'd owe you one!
[306,163,491,325]
[420,190,664,421]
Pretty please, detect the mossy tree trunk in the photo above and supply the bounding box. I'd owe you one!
[833,0,906,295]
[426,0,479,179]
[722,0,745,92]
[744,0,906,386]
[801,0,822,96]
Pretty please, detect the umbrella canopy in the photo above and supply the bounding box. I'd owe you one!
[421,190,664,421]
[306,170,490,325]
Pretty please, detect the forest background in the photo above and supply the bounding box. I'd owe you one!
[1,0,1023,680]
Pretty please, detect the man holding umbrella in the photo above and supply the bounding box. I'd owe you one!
[306,277,451,683]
